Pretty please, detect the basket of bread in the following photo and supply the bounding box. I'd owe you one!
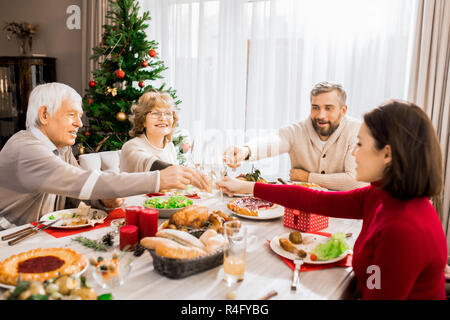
[141,229,226,279]
[140,205,238,279]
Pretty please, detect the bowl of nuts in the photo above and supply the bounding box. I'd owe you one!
[89,251,133,289]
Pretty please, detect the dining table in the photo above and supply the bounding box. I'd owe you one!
[0,192,363,301]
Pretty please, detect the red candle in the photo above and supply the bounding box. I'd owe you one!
[120,225,139,251]
[139,208,159,239]
[125,206,142,227]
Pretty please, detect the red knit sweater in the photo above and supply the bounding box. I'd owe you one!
[254,182,447,300]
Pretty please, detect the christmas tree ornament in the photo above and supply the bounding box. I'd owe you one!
[88,98,94,104]
[149,49,156,57]
[105,86,118,96]
[141,60,148,67]
[89,81,96,88]
[116,69,125,79]
[138,81,145,88]
[85,131,91,136]
[116,111,127,122]
[78,144,85,155]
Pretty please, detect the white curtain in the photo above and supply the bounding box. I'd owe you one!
[140,0,248,167]
[139,0,418,175]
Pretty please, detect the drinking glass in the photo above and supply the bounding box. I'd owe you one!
[223,221,247,285]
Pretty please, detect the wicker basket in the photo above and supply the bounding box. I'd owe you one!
[148,248,223,279]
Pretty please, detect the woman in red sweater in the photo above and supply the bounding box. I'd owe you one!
[218,100,448,300]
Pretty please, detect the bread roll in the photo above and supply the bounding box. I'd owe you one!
[156,229,205,249]
[199,229,219,246]
[204,235,226,253]
[141,236,206,259]
[199,229,226,253]
[140,237,176,250]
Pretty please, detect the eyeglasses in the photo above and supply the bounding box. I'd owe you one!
[148,111,174,119]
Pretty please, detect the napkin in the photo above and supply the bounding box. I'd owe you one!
[146,193,166,197]
[267,231,353,272]
[32,208,125,239]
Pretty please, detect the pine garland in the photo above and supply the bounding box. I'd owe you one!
[72,236,109,251]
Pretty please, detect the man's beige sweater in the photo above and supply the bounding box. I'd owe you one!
[246,116,368,191]
[0,130,161,229]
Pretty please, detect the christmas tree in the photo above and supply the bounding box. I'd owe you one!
[77,0,186,160]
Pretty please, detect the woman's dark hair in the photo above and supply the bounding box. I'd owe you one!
[363,100,443,200]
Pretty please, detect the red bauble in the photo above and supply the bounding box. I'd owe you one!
[85,131,91,136]
[89,81,96,88]
[149,49,157,58]
[116,69,125,79]
[88,98,94,105]
[142,60,148,67]
[138,81,145,88]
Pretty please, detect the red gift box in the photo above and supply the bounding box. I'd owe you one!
[283,208,328,232]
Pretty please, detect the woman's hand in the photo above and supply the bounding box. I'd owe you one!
[215,176,255,196]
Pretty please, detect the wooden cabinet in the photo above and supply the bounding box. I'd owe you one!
[0,56,56,149]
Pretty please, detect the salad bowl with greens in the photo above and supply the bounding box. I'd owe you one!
[143,196,194,218]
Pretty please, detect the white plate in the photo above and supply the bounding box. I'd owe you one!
[226,204,284,220]
[270,232,351,264]
[0,260,89,290]
[40,208,107,229]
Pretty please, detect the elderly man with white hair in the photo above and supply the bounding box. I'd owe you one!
[0,82,209,229]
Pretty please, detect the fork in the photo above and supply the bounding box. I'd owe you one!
[291,258,303,291]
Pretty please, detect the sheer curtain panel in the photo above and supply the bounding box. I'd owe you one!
[140,0,249,164]
[139,0,418,175]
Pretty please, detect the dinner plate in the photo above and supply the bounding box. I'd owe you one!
[269,232,351,264]
[226,204,284,220]
[0,260,89,290]
[40,208,107,229]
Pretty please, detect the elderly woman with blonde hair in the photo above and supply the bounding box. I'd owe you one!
[120,91,180,172]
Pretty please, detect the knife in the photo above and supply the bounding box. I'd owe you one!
[1,221,52,241]
[7,220,59,246]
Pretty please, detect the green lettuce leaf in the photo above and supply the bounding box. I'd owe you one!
[312,232,349,261]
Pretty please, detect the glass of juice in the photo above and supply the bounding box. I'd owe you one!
[223,221,247,285]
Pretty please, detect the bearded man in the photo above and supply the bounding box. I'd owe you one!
[224,81,367,191]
